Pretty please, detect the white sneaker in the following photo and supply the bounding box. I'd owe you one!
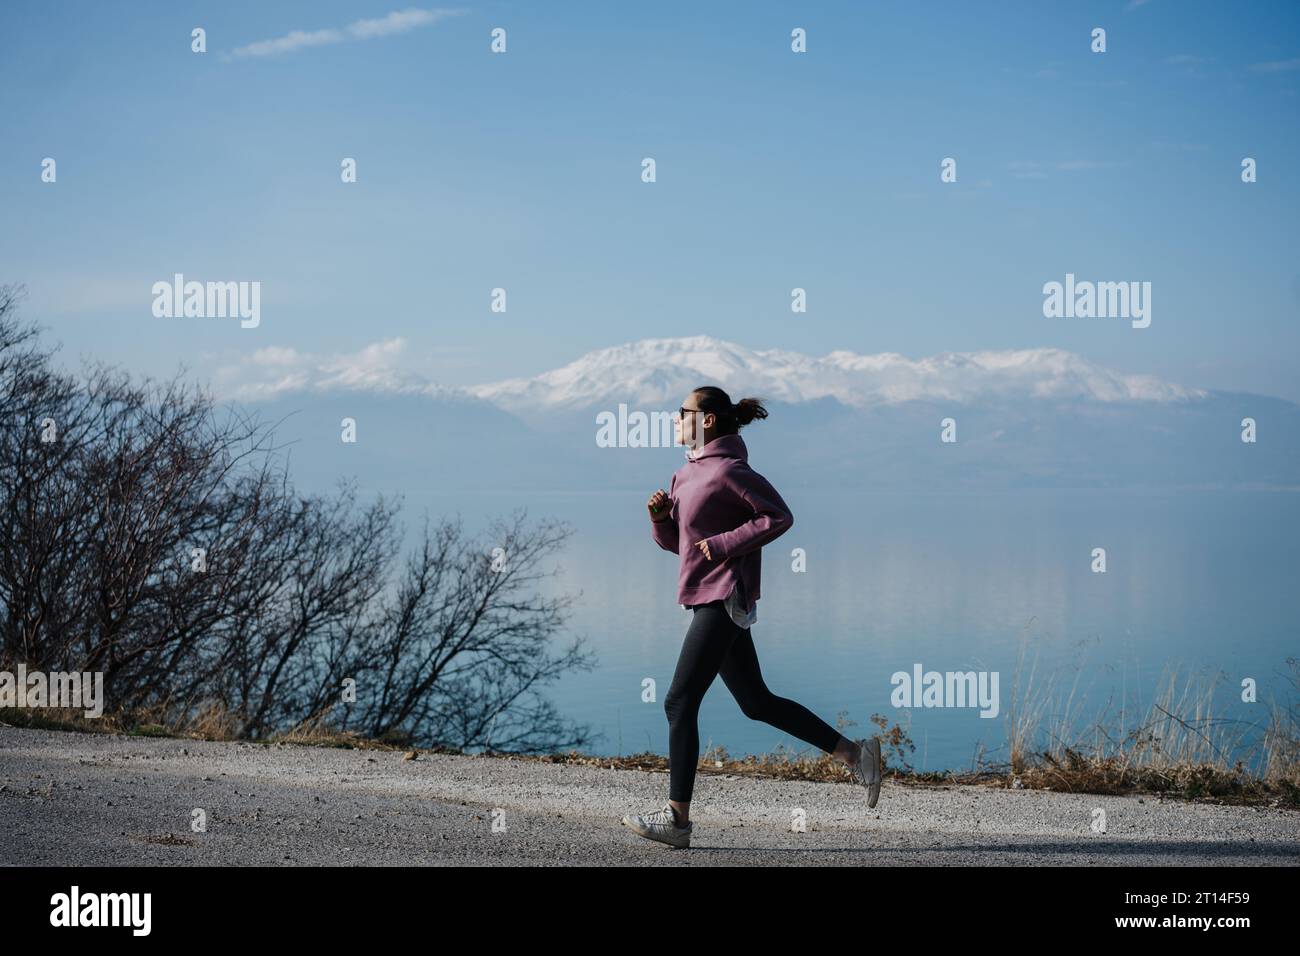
[851,737,883,808]
[621,802,693,848]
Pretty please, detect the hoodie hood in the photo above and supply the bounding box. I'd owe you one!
[686,432,748,463]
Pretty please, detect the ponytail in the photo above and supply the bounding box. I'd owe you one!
[690,386,770,434]
[731,397,768,428]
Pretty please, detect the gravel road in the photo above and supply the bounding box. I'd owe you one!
[2,725,1296,866]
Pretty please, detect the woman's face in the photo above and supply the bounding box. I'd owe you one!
[674,393,712,448]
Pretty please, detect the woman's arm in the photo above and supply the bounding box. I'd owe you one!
[700,467,793,561]
[650,474,680,552]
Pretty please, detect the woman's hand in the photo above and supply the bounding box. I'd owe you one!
[693,539,712,560]
[647,488,671,521]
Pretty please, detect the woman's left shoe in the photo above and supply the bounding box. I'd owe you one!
[851,737,883,808]
[621,802,693,848]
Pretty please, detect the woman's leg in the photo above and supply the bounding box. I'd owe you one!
[663,602,741,820]
[718,624,852,759]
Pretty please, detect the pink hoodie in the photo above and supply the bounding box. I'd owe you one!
[650,432,794,612]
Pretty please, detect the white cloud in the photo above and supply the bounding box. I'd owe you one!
[217,338,438,400]
[248,346,304,367]
[1249,57,1300,74]
[230,7,465,59]
[232,28,343,59]
[347,8,447,40]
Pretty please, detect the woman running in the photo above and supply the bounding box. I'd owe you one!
[621,386,882,849]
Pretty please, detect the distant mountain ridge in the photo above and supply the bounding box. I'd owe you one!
[228,336,1299,497]
[464,336,1207,421]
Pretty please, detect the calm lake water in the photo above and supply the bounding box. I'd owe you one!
[426,488,1298,774]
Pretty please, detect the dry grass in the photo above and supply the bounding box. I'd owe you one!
[0,699,398,752]
[994,628,1300,810]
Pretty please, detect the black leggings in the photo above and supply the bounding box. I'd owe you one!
[664,600,845,802]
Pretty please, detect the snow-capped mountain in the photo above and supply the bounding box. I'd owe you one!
[229,335,1298,497]
[465,335,1207,417]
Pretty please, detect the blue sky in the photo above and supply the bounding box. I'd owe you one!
[2,0,1298,400]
